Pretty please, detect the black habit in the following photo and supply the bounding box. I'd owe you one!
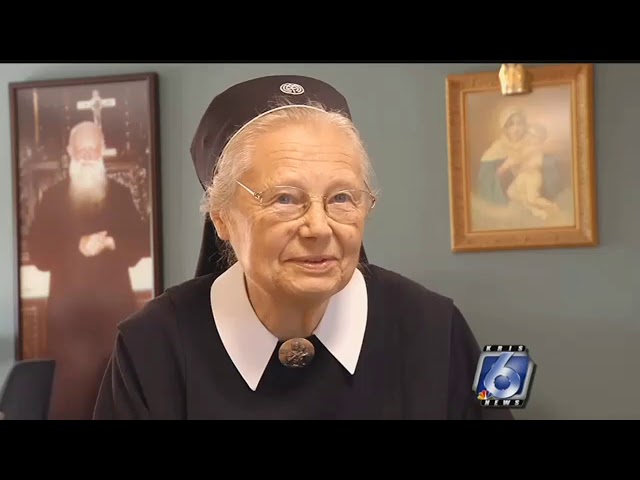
[28,177,149,420]
[93,262,513,420]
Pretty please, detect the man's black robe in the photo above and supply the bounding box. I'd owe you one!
[93,264,514,420]
[27,177,149,420]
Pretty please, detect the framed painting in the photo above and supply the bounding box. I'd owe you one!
[9,72,163,419]
[445,63,598,252]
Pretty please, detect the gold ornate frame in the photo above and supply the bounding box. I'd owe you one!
[446,63,598,252]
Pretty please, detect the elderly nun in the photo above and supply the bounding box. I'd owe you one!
[93,75,514,420]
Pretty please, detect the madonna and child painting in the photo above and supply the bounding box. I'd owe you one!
[446,63,597,252]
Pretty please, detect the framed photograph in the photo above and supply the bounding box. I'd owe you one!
[446,63,598,252]
[9,72,162,419]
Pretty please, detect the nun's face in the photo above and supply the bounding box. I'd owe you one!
[214,120,368,303]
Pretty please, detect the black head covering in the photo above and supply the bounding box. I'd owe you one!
[190,74,369,278]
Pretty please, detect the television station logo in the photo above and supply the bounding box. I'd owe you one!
[473,345,536,408]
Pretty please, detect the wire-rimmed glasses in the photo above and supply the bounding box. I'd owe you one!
[236,181,376,223]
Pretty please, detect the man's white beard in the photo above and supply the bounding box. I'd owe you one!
[68,157,108,209]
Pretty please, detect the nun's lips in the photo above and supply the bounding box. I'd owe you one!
[288,256,338,272]
[288,255,337,262]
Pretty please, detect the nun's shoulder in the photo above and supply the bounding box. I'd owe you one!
[116,273,216,341]
[363,263,455,315]
[363,264,483,381]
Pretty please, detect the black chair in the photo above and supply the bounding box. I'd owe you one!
[0,359,56,420]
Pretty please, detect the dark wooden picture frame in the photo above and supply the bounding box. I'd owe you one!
[9,72,162,419]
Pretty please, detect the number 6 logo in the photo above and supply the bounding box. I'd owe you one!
[483,352,521,399]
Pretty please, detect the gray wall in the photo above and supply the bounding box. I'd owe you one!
[0,63,637,419]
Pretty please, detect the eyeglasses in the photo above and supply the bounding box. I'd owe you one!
[236,181,376,223]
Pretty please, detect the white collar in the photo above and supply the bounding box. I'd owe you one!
[210,262,368,391]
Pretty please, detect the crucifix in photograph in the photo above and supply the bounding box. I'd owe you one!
[77,89,117,157]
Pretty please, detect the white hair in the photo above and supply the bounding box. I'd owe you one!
[200,99,377,218]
